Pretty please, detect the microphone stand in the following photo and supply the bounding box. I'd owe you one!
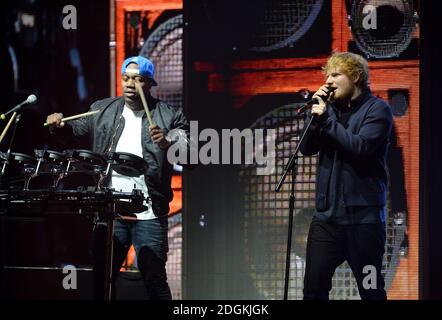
[275,112,316,300]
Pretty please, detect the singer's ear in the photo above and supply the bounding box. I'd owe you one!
[352,74,360,85]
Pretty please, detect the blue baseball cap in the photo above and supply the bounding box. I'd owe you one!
[121,56,158,86]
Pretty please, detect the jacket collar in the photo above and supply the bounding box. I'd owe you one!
[119,94,159,116]
[332,87,372,112]
[349,88,372,109]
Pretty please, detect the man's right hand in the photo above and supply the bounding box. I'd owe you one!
[46,113,65,128]
[311,85,333,116]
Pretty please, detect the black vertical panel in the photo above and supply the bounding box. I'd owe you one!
[183,165,260,299]
[420,0,442,299]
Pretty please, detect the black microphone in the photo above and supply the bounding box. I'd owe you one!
[297,87,336,114]
[0,94,37,120]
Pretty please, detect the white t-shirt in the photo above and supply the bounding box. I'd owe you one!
[110,105,155,220]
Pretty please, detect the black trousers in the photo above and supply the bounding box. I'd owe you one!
[303,219,387,300]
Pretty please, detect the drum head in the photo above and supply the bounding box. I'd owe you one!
[111,152,148,177]
[34,149,68,173]
[10,153,37,167]
[70,149,106,173]
[44,150,67,165]
[0,153,37,189]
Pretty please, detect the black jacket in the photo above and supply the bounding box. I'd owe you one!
[65,96,189,217]
[299,90,393,211]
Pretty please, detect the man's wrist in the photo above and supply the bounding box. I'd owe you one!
[317,110,329,123]
[159,136,172,150]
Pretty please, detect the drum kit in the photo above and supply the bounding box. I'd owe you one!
[0,149,148,191]
[0,148,151,221]
[0,89,154,299]
[0,149,149,300]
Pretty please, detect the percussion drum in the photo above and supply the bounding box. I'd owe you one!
[35,149,68,166]
[0,152,38,189]
[110,152,148,177]
[34,150,69,188]
[7,152,37,167]
[63,149,108,190]
[70,149,107,173]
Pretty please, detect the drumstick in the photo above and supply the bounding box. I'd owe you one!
[135,82,155,127]
[43,110,100,127]
[0,112,17,144]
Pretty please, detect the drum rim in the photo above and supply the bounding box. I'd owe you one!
[111,152,148,176]
[9,152,37,163]
[71,149,106,165]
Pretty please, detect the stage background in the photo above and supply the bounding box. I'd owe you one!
[183,0,420,299]
[5,0,442,300]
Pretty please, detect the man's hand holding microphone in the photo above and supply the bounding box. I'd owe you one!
[310,85,336,117]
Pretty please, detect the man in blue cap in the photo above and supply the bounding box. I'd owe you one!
[46,56,189,300]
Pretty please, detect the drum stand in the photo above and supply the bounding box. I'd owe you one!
[1,109,127,300]
[0,188,144,300]
[92,199,115,300]
[1,115,143,299]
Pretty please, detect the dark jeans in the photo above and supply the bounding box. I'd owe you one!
[112,217,172,300]
[303,219,387,300]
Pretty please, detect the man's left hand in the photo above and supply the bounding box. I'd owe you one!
[149,124,171,150]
